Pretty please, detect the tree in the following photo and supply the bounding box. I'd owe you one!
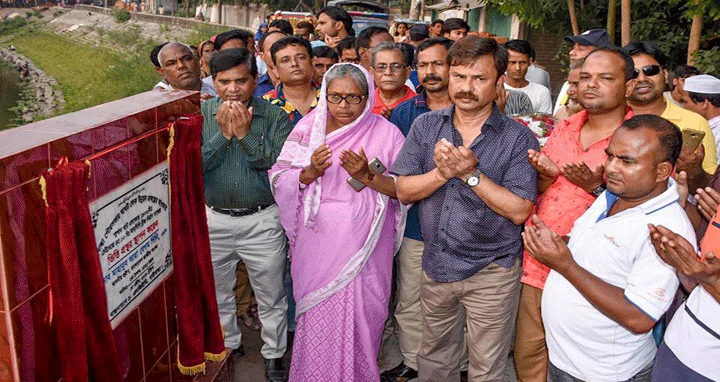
[607,0,616,43]
[620,0,630,45]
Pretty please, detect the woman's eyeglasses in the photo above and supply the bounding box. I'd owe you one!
[634,65,661,78]
[326,94,365,104]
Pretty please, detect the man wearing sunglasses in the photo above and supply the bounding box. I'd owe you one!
[623,42,717,192]
[371,42,417,118]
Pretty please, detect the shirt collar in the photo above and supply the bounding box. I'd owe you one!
[600,178,680,217]
[258,73,272,84]
[708,115,720,128]
[441,104,505,134]
[415,90,427,107]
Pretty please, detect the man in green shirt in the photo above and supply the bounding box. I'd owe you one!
[201,48,293,382]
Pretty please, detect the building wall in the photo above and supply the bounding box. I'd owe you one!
[526,28,566,99]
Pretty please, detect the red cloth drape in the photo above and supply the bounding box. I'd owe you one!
[168,115,226,374]
[44,159,122,382]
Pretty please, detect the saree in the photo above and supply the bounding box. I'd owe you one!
[269,63,406,381]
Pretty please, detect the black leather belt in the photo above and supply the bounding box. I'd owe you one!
[210,204,274,217]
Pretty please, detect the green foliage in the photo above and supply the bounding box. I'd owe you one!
[33,10,44,19]
[693,46,720,76]
[0,17,27,36]
[490,0,720,72]
[114,9,131,23]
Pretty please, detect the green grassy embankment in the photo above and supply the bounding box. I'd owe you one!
[0,12,218,117]
[1,28,159,114]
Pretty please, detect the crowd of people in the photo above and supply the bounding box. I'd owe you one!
[149,6,720,382]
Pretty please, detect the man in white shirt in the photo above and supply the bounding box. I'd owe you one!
[525,45,551,94]
[523,114,697,382]
[648,211,720,382]
[682,74,720,161]
[154,42,216,97]
[503,39,552,114]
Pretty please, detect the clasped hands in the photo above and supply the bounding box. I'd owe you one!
[217,100,253,140]
[434,138,478,182]
[303,144,372,184]
[528,149,604,193]
[648,224,720,296]
[522,215,576,275]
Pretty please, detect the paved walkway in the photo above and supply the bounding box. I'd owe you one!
[229,321,518,382]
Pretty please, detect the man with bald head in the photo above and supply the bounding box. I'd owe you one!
[155,42,216,96]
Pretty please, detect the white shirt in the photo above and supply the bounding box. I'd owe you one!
[708,115,720,162]
[154,77,217,97]
[664,286,720,380]
[526,63,551,93]
[504,82,552,114]
[542,179,696,381]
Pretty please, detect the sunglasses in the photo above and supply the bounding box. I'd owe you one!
[634,65,661,78]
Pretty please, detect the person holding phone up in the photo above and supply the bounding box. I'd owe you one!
[269,63,406,382]
[623,42,717,192]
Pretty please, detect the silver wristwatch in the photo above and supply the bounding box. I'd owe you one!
[465,170,482,187]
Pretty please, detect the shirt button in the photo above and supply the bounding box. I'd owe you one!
[234,182,239,186]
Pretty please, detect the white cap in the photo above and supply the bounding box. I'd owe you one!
[683,74,720,94]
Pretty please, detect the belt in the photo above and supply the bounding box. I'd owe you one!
[210,204,274,217]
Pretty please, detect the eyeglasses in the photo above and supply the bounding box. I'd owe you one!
[326,93,365,104]
[373,63,406,73]
[634,65,661,78]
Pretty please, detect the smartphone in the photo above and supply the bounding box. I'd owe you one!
[682,128,706,152]
[368,158,387,175]
[347,177,365,192]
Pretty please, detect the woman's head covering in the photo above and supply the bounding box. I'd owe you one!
[280,63,376,227]
[255,23,268,41]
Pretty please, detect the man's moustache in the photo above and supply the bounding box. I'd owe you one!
[422,75,442,83]
[453,92,478,101]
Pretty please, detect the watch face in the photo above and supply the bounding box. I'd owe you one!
[467,176,480,187]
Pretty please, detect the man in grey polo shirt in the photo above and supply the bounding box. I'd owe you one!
[392,35,539,382]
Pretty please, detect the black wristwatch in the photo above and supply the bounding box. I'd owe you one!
[590,183,606,197]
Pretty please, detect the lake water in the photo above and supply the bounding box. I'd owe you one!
[0,60,22,130]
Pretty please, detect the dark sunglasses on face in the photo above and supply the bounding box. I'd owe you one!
[634,65,661,78]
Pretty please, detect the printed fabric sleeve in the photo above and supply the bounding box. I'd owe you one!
[390,115,429,176]
[501,127,540,203]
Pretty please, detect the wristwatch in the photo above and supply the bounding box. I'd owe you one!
[591,183,607,197]
[465,170,482,187]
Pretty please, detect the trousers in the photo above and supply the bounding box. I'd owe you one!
[206,204,288,358]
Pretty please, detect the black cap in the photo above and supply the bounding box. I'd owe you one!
[564,29,610,46]
[410,24,429,41]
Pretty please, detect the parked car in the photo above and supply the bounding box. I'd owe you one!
[327,0,390,34]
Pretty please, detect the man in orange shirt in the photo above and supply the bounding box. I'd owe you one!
[514,45,637,382]
[371,42,416,119]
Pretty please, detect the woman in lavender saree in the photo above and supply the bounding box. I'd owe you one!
[269,63,406,381]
